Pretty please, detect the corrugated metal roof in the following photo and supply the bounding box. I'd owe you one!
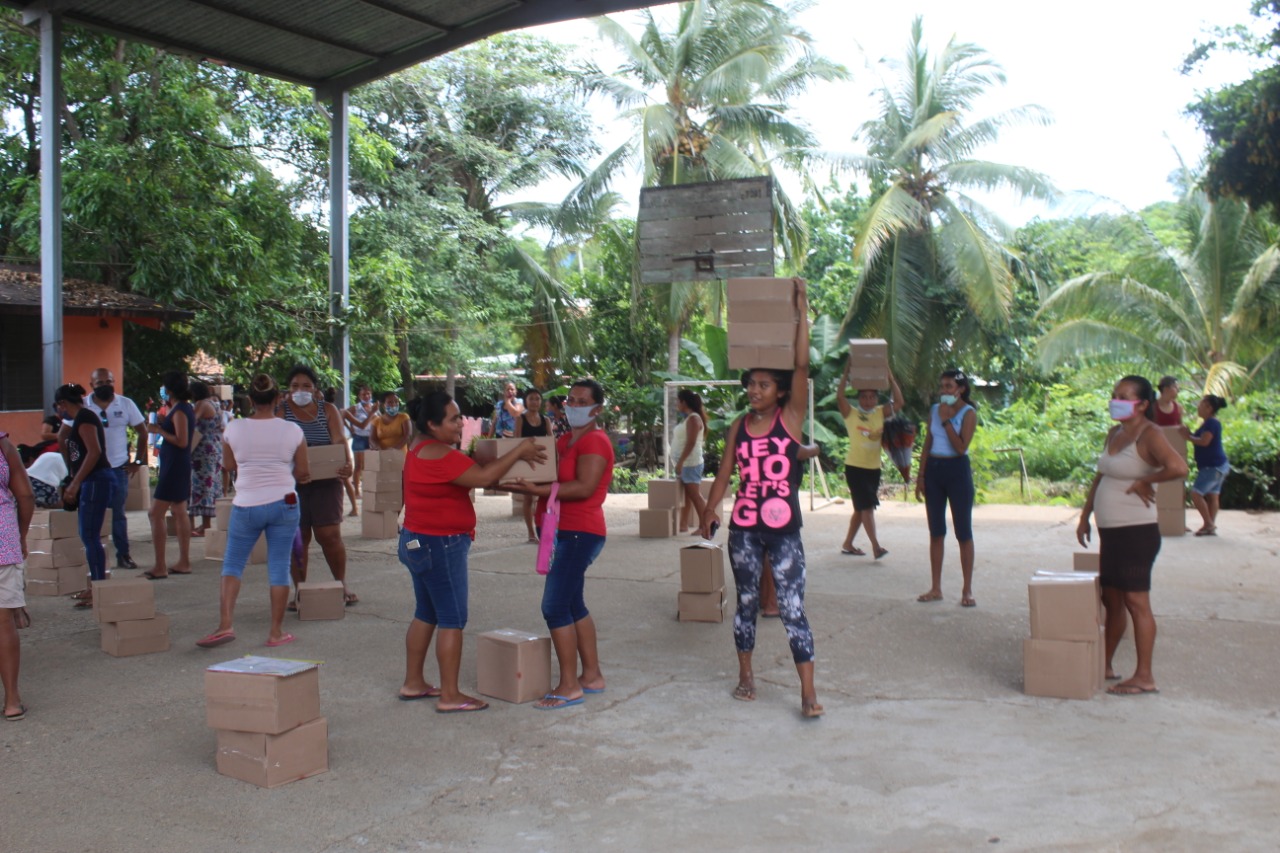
[5,0,670,94]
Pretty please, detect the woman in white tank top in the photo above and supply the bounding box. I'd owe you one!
[1076,376,1187,696]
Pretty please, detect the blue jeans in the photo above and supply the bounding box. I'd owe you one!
[398,530,470,629]
[108,466,131,560]
[924,455,975,542]
[222,499,299,586]
[78,468,117,581]
[541,531,605,630]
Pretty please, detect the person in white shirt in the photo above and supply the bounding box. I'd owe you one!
[82,368,148,569]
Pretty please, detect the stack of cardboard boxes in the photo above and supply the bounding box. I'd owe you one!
[726,278,799,369]
[1157,426,1188,536]
[677,543,726,622]
[639,478,681,538]
[205,656,328,788]
[847,338,890,390]
[125,465,151,512]
[475,629,552,704]
[361,448,405,539]
[25,509,86,597]
[94,577,170,656]
[1023,571,1104,700]
[205,497,267,564]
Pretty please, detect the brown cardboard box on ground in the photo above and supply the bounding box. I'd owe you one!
[1160,426,1189,462]
[647,478,682,510]
[1158,505,1186,537]
[471,436,558,483]
[25,564,86,596]
[29,508,80,539]
[101,614,171,657]
[638,507,675,538]
[1028,573,1101,641]
[306,444,348,480]
[93,578,156,623]
[1023,637,1098,700]
[24,540,86,569]
[361,509,400,539]
[215,716,328,788]
[364,448,405,473]
[678,589,726,623]
[364,489,404,513]
[476,629,552,704]
[204,529,267,563]
[125,466,151,511]
[1073,552,1100,572]
[296,581,345,621]
[214,498,233,531]
[680,544,725,593]
[361,470,402,492]
[205,656,321,734]
[1156,480,1185,511]
[510,492,525,518]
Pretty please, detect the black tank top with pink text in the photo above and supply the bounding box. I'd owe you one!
[729,409,803,535]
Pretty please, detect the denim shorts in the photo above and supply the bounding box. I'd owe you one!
[541,530,605,630]
[680,463,705,484]
[1192,462,1230,496]
[351,434,370,452]
[398,530,470,629]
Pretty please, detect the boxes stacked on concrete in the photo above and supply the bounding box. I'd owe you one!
[1023,571,1104,700]
[94,578,169,656]
[1157,426,1188,537]
[726,278,799,369]
[205,497,267,564]
[295,581,345,621]
[205,656,327,788]
[361,448,405,539]
[640,478,681,538]
[476,629,552,704]
[678,543,726,622]
[125,465,151,512]
[25,509,86,597]
[847,338,890,390]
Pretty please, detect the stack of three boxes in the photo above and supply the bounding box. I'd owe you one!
[361,448,405,539]
[1023,570,1104,700]
[1157,426,1189,536]
[94,577,170,656]
[205,656,328,787]
[678,543,726,622]
[24,509,86,597]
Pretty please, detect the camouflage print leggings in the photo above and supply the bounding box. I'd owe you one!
[727,528,814,664]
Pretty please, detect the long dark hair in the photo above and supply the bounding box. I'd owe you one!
[941,369,973,406]
[161,370,191,402]
[406,391,453,437]
[1118,375,1157,421]
[1203,394,1228,415]
[677,389,705,420]
[740,369,793,404]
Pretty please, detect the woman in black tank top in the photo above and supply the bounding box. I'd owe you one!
[515,389,548,540]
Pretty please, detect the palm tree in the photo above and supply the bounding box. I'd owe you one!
[843,16,1054,393]
[581,0,848,369]
[1036,189,1280,395]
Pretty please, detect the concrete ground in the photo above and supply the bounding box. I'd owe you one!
[5,492,1279,853]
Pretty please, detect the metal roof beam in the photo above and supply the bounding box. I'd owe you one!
[183,0,382,59]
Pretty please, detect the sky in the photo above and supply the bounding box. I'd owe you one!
[521,0,1263,226]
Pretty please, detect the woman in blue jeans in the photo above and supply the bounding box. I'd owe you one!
[53,384,116,606]
[915,369,978,607]
[196,374,309,649]
[399,391,545,712]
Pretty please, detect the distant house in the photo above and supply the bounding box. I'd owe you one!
[0,264,192,444]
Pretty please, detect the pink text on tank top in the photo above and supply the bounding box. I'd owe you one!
[733,435,794,528]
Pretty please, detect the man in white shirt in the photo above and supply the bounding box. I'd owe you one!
[84,368,149,568]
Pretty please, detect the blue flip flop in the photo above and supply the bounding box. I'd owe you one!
[583,686,605,694]
[535,694,584,709]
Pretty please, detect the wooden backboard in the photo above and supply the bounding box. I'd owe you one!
[636,177,775,285]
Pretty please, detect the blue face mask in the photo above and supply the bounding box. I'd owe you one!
[940,394,958,406]
[385,405,400,416]
[158,386,168,402]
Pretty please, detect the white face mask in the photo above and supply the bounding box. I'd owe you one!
[291,391,313,406]
[564,403,597,429]
[939,394,958,406]
[857,403,877,415]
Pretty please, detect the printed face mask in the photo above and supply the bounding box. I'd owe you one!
[939,394,958,406]
[291,391,313,406]
[564,404,597,429]
[1109,399,1138,421]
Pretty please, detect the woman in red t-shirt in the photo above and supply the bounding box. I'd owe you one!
[1154,376,1183,426]
[506,379,614,710]
[399,392,546,713]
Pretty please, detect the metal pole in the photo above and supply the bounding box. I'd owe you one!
[39,11,63,412]
[328,89,350,406]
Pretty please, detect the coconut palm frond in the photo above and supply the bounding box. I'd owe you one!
[851,185,927,268]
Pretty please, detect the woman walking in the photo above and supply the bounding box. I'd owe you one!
[144,372,195,578]
[1183,394,1230,536]
[915,370,978,606]
[1,432,34,720]
[55,383,118,601]
[515,388,549,543]
[837,360,903,559]
[188,381,224,537]
[672,390,708,535]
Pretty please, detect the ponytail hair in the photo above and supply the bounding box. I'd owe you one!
[247,373,278,407]
[1119,375,1157,421]
[677,389,705,420]
[407,391,453,437]
[1203,394,1228,414]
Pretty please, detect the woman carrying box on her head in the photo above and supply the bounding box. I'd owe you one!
[398,392,545,712]
[837,358,903,560]
[699,278,823,719]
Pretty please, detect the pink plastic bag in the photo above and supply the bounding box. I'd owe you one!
[536,483,560,575]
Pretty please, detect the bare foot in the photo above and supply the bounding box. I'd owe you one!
[732,679,756,701]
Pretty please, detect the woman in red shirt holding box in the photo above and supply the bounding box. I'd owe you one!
[399,391,546,713]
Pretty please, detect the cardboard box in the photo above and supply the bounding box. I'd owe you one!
[1023,637,1098,700]
[306,444,348,481]
[29,508,80,539]
[680,544,725,593]
[1028,574,1101,641]
[727,323,796,370]
[296,581,345,621]
[1158,505,1186,537]
[476,630,552,704]
[215,716,328,788]
[126,466,151,511]
[360,470,402,492]
[205,657,321,735]
[638,507,674,538]
[647,478,683,510]
[24,542,87,569]
[471,436,557,483]
[848,338,889,364]
[1073,552,1100,572]
[92,578,156,623]
[360,509,399,539]
[25,564,87,596]
[1160,425,1189,462]
[1155,480,1185,511]
[214,498,233,531]
[204,528,267,564]
[678,588,726,623]
[101,614,171,657]
[364,448,405,473]
[213,384,234,402]
[726,278,798,323]
[364,489,404,512]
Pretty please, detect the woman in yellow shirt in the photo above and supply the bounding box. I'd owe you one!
[370,392,412,451]
[837,358,902,559]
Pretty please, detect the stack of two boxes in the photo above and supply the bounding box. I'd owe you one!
[204,497,267,564]
[726,278,799,370]
[678,543,726,622]
[94,577,170,656]
[1157,426,1188,537]
[361,448,405,539]
[205,656,328,788]
[847,338,890,390]
[639,478,682,538]
[1023,571,1104,700]
[24,509,86,597]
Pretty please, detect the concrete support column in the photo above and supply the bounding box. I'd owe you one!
[38,11,64,412]
[328,89,350,407]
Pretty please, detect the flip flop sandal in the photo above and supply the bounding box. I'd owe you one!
[841,547,866,556]
[436,699,489,713]
[196,630,236,648]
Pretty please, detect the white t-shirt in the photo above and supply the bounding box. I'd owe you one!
[27,451,68,487]
[225,418,305,508]
[81,394,145,467]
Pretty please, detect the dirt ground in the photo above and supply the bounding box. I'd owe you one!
[4,492,1278,852]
